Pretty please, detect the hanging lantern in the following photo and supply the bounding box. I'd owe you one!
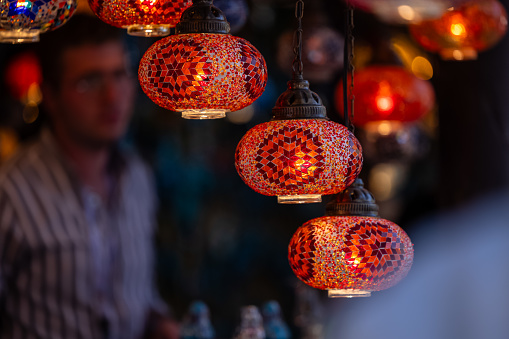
[335,65,435,127]
[288,179,413,298]
[235,1,362,204]
[0,0,77,43]
[88,0,192,37]
[409,0,508,60]
[139,0,267,119]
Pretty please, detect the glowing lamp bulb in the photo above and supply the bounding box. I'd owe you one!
[450,22,466,36]
[376,96,395,113]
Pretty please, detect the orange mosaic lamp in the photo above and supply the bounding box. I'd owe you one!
[335,65,435,127]
[235,0,362,204]
[88,0,192,37]
[235,80,362,204]
[138,0,267,119]
[288,179,413,297]
[0,0,77,43]
[409,0,508,60]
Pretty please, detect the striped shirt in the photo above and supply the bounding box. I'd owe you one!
[0,129,164,339]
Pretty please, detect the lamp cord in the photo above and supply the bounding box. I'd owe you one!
[343,2,355,132]
[292,0,304,80]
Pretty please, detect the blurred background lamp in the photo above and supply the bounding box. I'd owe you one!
[409,0,508,60]
[335,65,435,127]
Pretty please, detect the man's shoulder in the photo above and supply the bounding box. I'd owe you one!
[0,139,47,186]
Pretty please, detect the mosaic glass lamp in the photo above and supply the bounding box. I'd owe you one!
[88,0,192,37]
[235,0,362,204]
[288,178,413,297]
[0,0,77,43]
[235,80,362,204]
[409,0,508,60]
[335,65,435,127]
[139,0,267,119]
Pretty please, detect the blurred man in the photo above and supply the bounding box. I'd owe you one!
[0,15,177,339]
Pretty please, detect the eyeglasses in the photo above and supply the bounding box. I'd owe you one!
[71,69,134,94]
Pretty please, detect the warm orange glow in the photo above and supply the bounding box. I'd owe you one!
[450,22,466,36]
[411,56,433,80]
[409,0,507,60]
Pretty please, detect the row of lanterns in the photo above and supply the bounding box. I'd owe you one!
[0,0,507,58]
[0,0,505,297]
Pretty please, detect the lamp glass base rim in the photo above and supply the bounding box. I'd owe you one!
[440,48,478,61]
[0,30,39,44]
[277,194,322,204]
[181,109,228,120]
[328,289,371,298]
[127,25,171,37]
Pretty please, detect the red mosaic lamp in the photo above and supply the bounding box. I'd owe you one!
[409,0,508,60]
[88,0,192,37]
[0,0,77,43]
[288,178,414,297]
[138,0,267,119]
[235,0,363,204]
[335,65,435,128]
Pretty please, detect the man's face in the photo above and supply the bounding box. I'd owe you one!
[46,42,135,148]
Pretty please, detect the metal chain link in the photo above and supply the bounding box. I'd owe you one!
[348,4,355,133]
[292,0,304,79]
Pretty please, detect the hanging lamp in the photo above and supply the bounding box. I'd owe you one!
[88,0,192,37]
[409,0,508,60]
[335,65,435,128]
[235,0,362,204]
[139,0,267,119]
[0,0,77,43]
[288,178,414,298]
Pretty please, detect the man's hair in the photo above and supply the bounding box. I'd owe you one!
[37,14,125,89]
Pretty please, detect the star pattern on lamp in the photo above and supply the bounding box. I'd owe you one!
[342,221,406,283]
[254,126,325,190]
[288,224,317,283]
[145,38,213,101]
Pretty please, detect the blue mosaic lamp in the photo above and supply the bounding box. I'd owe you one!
[0,0,77,43]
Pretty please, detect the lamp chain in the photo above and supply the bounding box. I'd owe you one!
[343,2,355,132]
[292,0,304,80]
